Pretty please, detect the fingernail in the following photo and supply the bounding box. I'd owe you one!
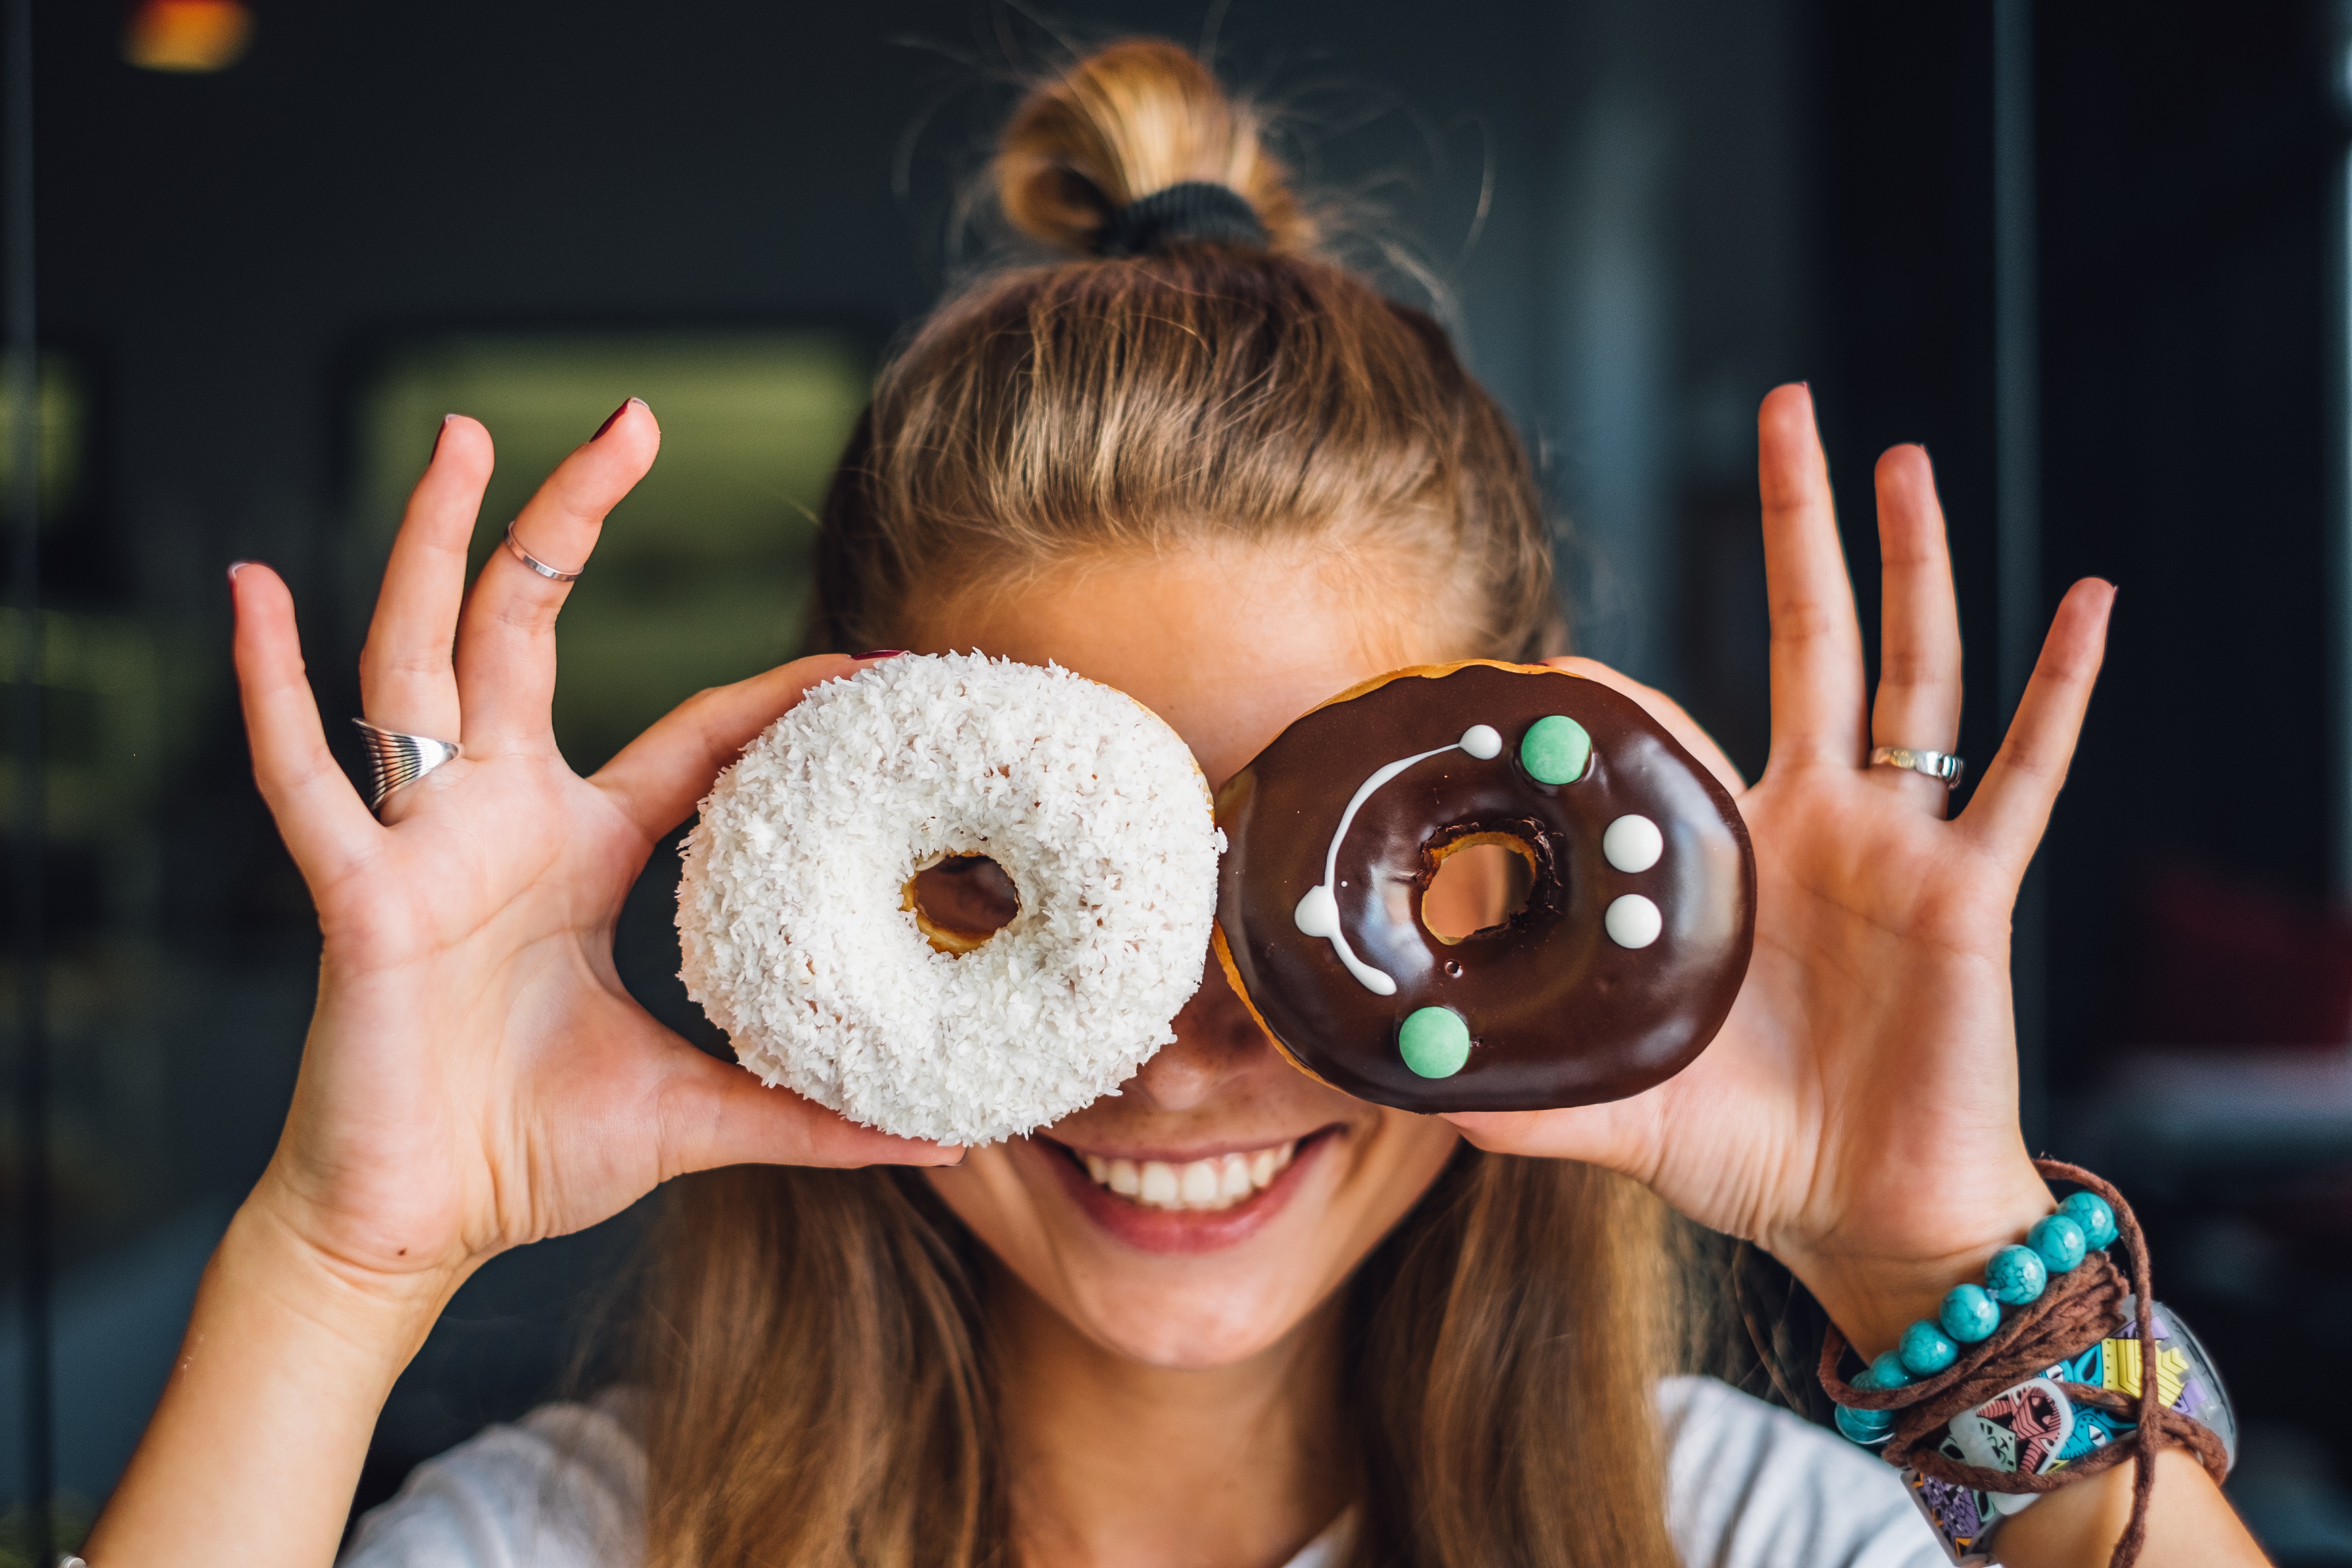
[592,398,639,440]
[852,649,906,660]
[226,561,250,582]
[429,414,453,461]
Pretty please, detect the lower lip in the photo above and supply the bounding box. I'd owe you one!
[1034,1132,1332,1255]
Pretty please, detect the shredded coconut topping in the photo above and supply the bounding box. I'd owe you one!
[676,651,1225,1145]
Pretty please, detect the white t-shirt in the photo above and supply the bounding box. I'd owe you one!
[342,1375,1944,1568]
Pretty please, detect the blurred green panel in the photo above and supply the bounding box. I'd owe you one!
[354,331,870,772]
[0,352,87,520]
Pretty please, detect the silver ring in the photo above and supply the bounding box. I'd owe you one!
[505,520,582,583]
[1870,745,1964,789]
[354,719,462,811]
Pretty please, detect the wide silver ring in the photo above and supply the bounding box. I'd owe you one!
[1870,745,1964,789]
[354,719,462,812]
[505,520,582,583]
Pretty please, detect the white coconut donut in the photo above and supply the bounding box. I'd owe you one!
[675,651,1225,1145]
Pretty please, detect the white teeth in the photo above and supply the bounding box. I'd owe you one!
[1178,1159,1220,1205]
[1139,1161,1179,1206]
[1218,1153,1252,1201]
[1075,1138,1302,1212]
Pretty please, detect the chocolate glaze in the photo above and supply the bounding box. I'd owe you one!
[1214,662,1755,1111]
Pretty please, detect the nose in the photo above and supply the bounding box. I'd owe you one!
[1125,947,1284,1113]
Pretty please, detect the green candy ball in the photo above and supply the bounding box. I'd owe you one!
[1520,714,1592,785]
[1398,1006,1472,1079]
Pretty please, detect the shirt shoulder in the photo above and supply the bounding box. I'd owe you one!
[339,1389,646,1568]
[1660,1375,1947,1568]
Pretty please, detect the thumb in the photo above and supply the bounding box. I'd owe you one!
[1442,1102,1659,1182]
[650,1046,963,1178]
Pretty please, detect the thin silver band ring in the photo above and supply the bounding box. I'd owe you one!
[505,520,583,583]
[354,719,462,812]
[1869,745,1964,789]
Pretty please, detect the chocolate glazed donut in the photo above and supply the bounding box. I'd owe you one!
[1212,661,1756,1112]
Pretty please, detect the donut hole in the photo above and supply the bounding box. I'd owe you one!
[904,854,1022,956]
[1421,834,1537,944]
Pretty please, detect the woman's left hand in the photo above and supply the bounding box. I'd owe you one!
[1446,382,2111,1353]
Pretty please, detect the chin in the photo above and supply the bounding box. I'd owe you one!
[1066,1265,1328,1369]
[926,1102,1460,1370]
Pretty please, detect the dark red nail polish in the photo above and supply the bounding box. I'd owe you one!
[593,398,635,440]
[852,649,906,660]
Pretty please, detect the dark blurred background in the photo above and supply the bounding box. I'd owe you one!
[6,0,2352,1561]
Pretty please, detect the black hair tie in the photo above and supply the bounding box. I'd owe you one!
[1092,181,1269,257]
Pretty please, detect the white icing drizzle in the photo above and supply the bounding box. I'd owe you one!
[1293,727,1503,995]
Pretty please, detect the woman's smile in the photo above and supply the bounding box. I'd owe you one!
[928,946,1458,1370]
[1065,1130,1304,1209]
[1025,1125,1331,1254]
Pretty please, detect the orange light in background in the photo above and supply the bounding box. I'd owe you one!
[124,0,255,74]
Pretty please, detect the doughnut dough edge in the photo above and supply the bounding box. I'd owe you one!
[676,651,1225,1146]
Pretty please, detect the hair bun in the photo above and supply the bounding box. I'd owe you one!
[996,39,1311,256]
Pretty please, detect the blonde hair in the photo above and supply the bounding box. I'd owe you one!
[809,40,1561,662]
[642,39,1681,1568]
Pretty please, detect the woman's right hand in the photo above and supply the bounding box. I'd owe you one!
[234,400,956,1302]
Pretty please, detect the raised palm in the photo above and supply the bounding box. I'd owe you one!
[235,404,949,1289]
[1450,386,2112,1339]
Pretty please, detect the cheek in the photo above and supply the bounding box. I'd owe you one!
[921,1148,1050,1269]
[1345,1111,1465,1254]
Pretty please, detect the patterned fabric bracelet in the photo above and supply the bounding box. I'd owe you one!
[1887,1297,2236,1564]
[1818,1164,2237,1568]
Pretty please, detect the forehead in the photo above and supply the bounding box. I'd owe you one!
[898,544,1455,791]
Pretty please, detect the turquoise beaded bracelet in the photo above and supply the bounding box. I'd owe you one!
[1819,1164,2237,1568]
[1833,1190,2120,1446]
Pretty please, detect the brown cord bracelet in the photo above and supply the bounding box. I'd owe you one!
[1817,1162,2229,1568]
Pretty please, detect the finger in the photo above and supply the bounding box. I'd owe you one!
[592,652,875,841]
[1868,444,1964,816]
[231,564,382,888]
[1758,384,1869,772]
[1544,656,1747,795]
[653,1045,962,1176]
[454,398,658,751]
[1443,1106,1642,1169]
[359,415,493,739]
[1959,578,2116,872]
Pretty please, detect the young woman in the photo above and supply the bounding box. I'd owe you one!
[84,40,2266,1568]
